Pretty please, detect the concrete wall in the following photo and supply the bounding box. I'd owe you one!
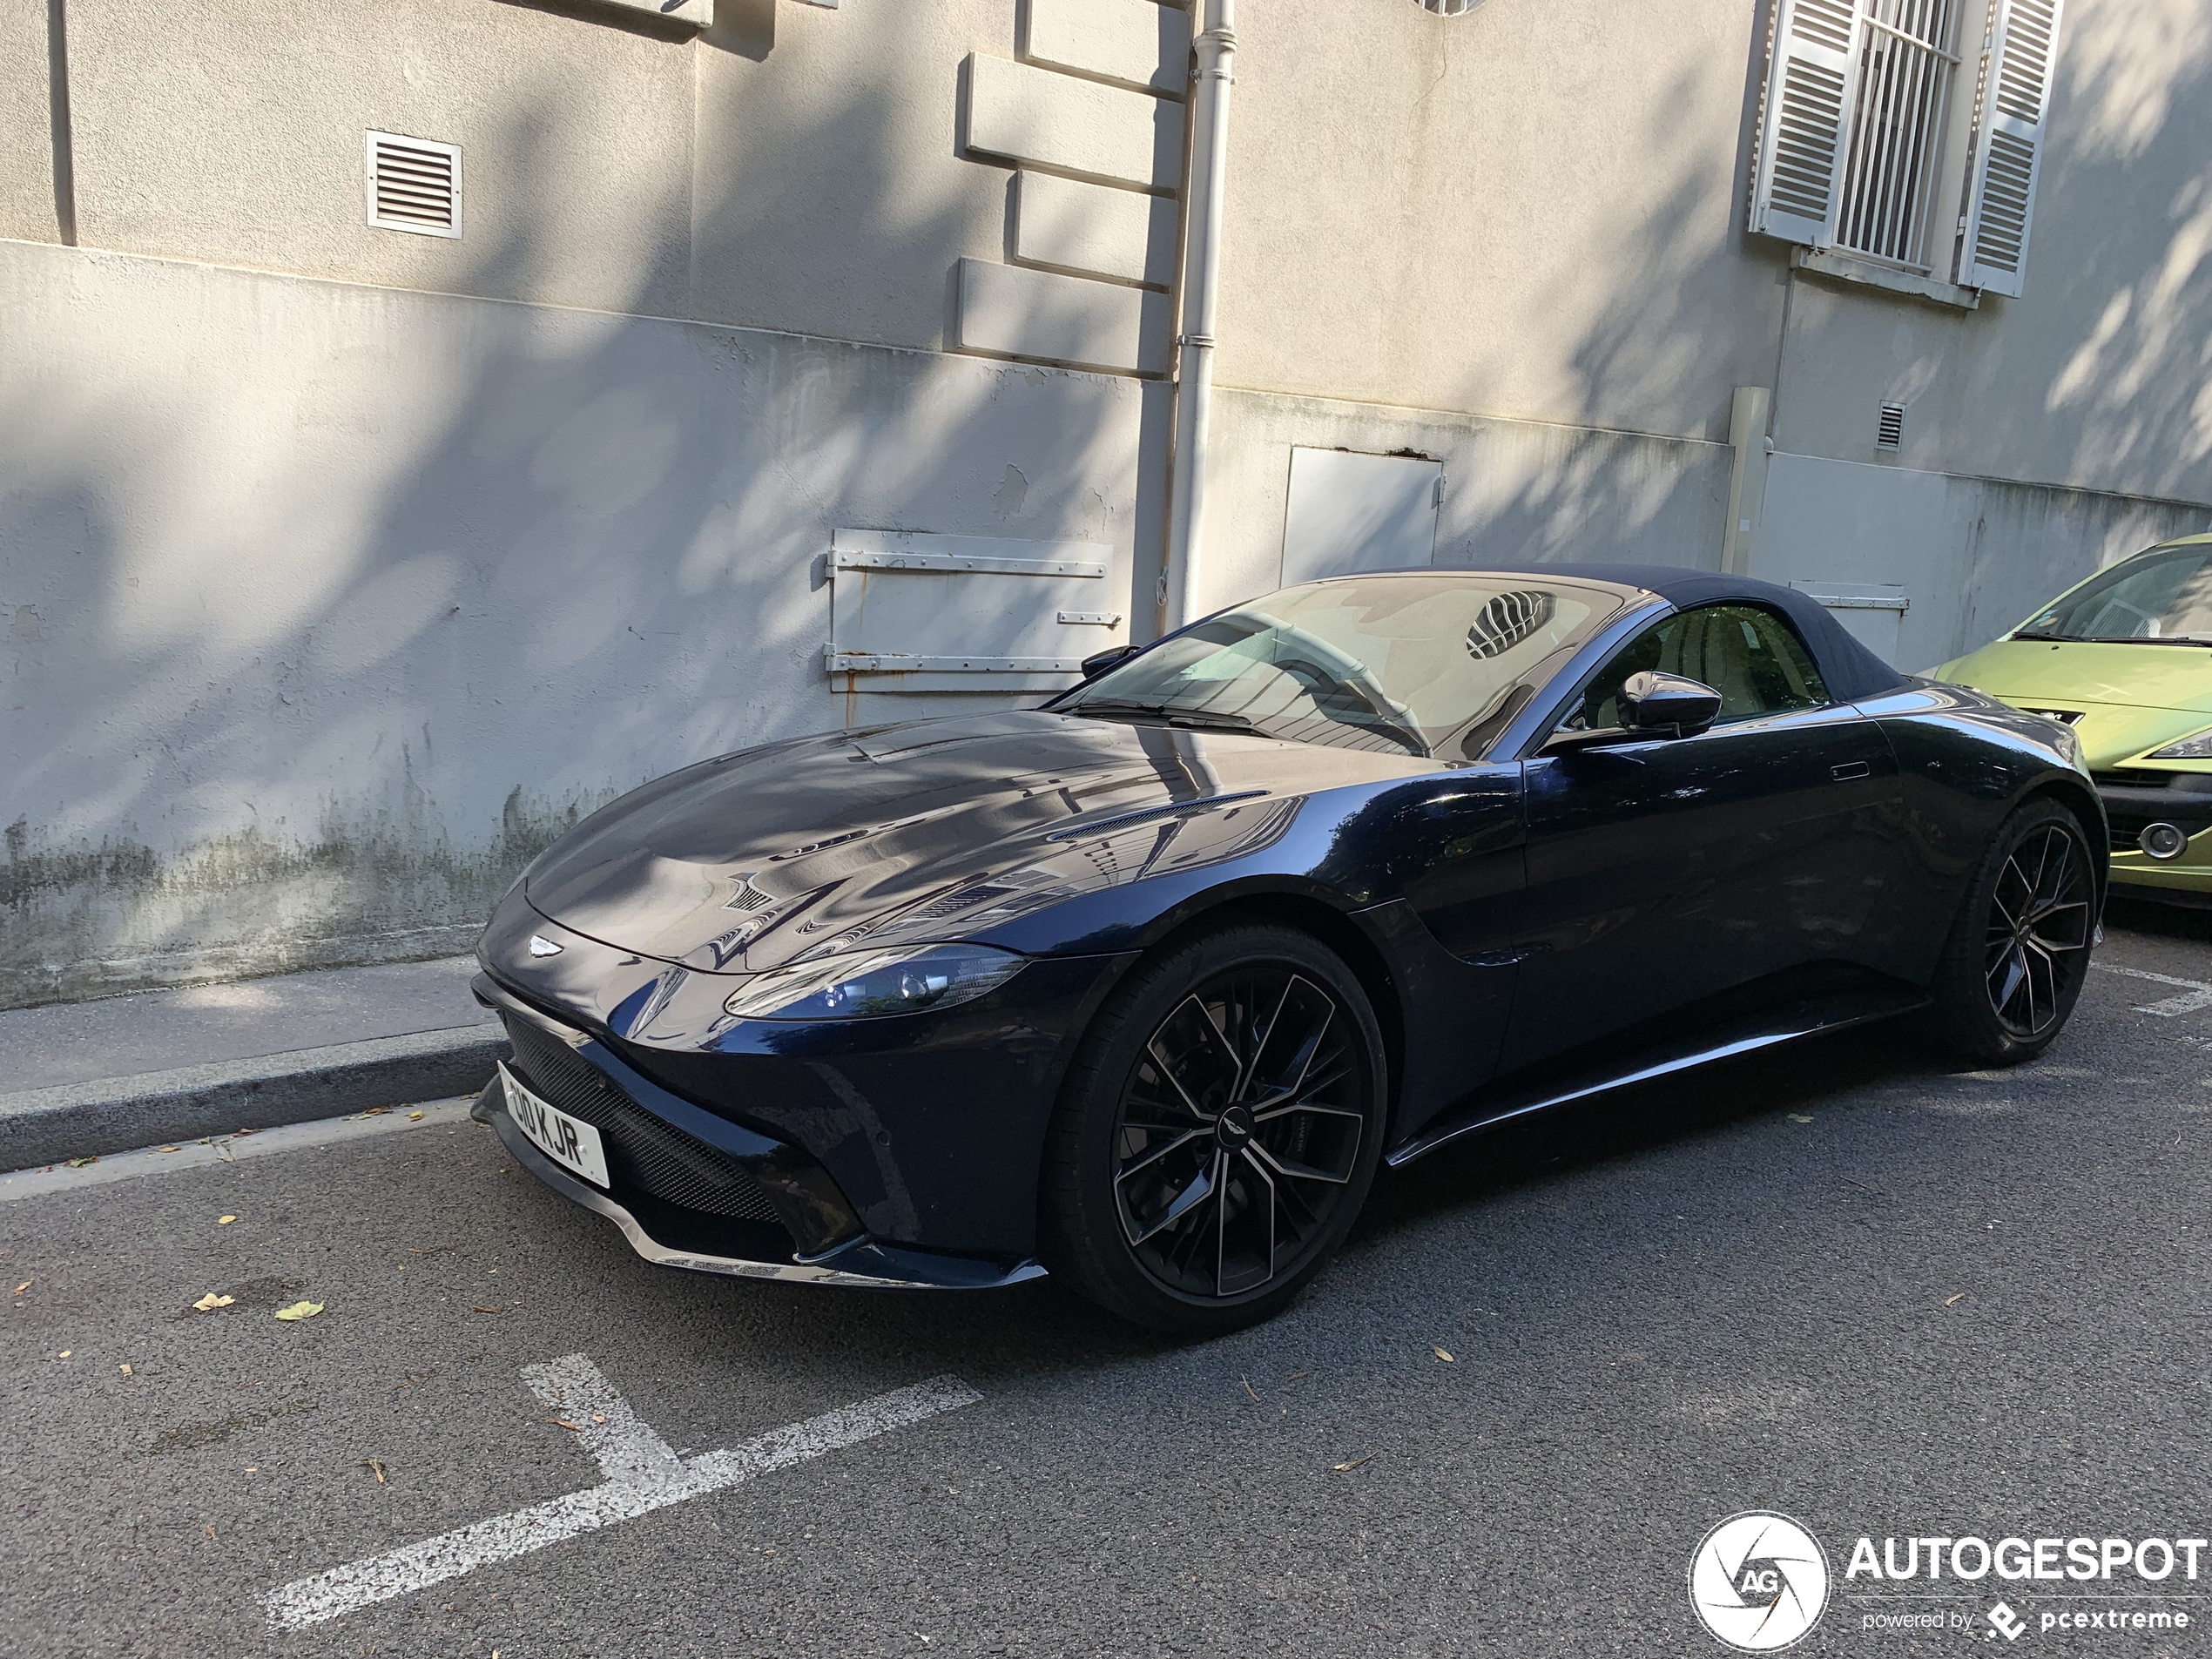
[1755,454,2209,672]
[0,238,1149,1007]
[3,0,2208,1008]
[1198,389,1736,617]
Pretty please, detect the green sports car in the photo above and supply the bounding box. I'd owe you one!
[1934,532,2212,906]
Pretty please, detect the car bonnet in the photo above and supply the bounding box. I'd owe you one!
[518,708,1437,974]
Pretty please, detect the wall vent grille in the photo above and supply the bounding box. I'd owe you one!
[1877,401,1906,449]
[365,132,462,239]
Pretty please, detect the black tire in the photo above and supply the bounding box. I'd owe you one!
[1922,797,2097,1065]
[1039,923,1388,1336]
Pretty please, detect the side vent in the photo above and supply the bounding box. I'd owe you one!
[1877,402,1905,450]
[365,132,462,239]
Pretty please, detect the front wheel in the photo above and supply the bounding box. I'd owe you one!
[1923,798,2098,1065]
[1039,925,1387,1336]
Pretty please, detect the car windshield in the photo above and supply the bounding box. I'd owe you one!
[1056,575,1625,760]
[2019,544,2212,643]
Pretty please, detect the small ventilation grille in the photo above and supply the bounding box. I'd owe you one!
[1414,0,1485,13]
[366,131,462,239]
[1877,402,1906,450]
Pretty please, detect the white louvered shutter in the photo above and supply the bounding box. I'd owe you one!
[1749,0,1867,247]
[1959,0,2064,296]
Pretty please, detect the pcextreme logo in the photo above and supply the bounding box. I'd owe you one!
[1689,1512,1833,1651]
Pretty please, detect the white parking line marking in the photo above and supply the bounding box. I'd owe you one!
[2096,964,2212,1018]
[258,1356,981,1629]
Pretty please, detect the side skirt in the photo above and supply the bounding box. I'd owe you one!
[1385,984,1931,1167]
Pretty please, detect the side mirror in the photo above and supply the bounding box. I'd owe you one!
[1619,670,1722,736]
[1079,644,1140,680]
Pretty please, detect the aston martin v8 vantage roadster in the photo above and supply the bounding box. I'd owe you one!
[473,564,2103,1333]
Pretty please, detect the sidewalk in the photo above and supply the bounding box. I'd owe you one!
[0,957,508,1170]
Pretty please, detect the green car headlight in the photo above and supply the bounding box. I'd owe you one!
[722,943,1026,1022]
[2149,728,2212,761]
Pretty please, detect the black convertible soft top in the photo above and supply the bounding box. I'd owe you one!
[1452,561,1910,704]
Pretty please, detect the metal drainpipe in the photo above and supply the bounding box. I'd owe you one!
[1161,0,1237,633]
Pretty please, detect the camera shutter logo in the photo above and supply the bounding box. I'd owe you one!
[1689,1513,1831,1651]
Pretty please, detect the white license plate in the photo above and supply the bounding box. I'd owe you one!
[500,1063,610,1189]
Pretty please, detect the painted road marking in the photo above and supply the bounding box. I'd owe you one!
[259,1356,981,1629]
[2096,964,2212,1019]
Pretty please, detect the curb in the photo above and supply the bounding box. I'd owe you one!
[0,1026,510,1171]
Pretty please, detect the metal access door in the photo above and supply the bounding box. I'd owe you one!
[1279,447,1442,587]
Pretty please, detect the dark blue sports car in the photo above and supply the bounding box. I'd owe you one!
[473,565,2102,1333]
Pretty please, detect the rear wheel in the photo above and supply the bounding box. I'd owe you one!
[1923,798,2097,1064]
[1040,925,1386,1336]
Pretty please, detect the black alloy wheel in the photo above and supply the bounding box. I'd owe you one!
[1984,820,2094,1040]
[1115,968,1366,1298]
[1925,798,2098,1064]
[1041,925,1386,1335]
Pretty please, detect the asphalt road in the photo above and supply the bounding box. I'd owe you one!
[8,899,2212,1659]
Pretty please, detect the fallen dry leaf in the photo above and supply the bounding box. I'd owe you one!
[1433,1346,1454,1363]
[57,1350,71,1359]
[192,1292,233,1312]
[12,1279,29,1295]
[472,1305,502,1315]
[358,1458,387,1485]
[217,1216,237,1225]
[160,1146,180,1154]
[590,1413,606,1425]
[273,1300,324,1322]
[408,1110,425,1122]
[119,1363,132,1375]
[1787,1113,1814,1123]
[1946,1292,1967,1306]
[64,1157,97,1169]
[1332,1454,1375,1472]
[549,1419,582,1432]
[362,1107,391,1117]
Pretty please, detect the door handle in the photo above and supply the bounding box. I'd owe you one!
[1830,761,1871,782]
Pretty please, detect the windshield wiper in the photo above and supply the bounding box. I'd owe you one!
[2014,631,2212,646]
[1063,698,1262,733]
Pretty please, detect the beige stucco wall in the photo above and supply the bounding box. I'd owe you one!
[0,0,1035,350]
[1217,0,2211,508]
[0,0,60,243]
[1217,0,1789,447]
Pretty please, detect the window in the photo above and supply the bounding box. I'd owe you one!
[1560,606,1831,734]
[1749,0,2066,297]
[2019,545,2212,644]
[1062,576,1628,760]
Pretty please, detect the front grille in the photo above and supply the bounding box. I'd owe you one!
[501,1015,780,1224]
[2095,769,2172,789]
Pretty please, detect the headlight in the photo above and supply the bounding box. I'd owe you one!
[2149,728,2212,761]
[721,943,1026,1022]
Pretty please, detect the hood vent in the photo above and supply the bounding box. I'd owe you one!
[366,131,462,239]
